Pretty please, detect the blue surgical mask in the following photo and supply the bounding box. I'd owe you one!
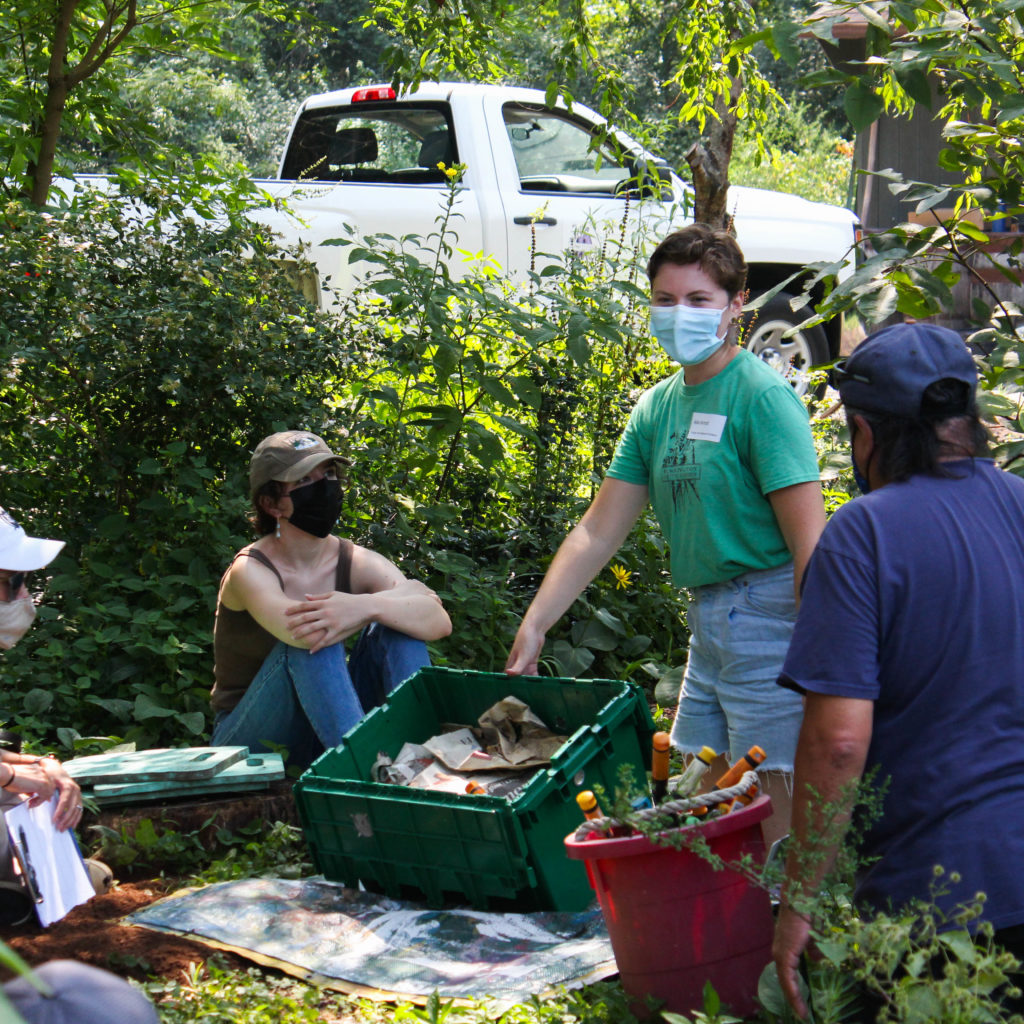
[650,304,728,366]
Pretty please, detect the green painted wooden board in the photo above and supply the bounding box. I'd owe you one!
[89,754,286,803]
[63,746,249,785]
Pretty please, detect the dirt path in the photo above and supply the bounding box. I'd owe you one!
[0,879,245,984]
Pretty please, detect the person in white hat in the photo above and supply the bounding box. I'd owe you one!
[0,509,82,833]
[0,511,159,1023]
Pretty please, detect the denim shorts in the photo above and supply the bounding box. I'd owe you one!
[669,562,803,772]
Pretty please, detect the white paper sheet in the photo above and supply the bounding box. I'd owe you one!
[6,795,94,926]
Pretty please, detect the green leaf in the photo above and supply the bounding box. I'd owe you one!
[592,607,626,634]
[95,514,129,539]
[702,979,721,1016]
[769,21,802,66]
[895,66,933,108]
[569,618,620,651]
[87,697,134,719]
[903,980,945,1018]
[56,727,81,750]
[620,635,652,657]
[913,187,951,214]
[508,376,543,409]
[997,96,1024,123]
[801,67,853,88]
[23,688,54,715]
[479,377,517,407]
[547,640,595,678]
[956,222,990,243]
[756,961,790,1018]
[566,332,591,366]
[492,414,538,441]
[858,3,896,31]
[180,712,207,735]
[815,937,852,966]
[844,81,885,132]
[133,693,179,720]
[937,929,978,963]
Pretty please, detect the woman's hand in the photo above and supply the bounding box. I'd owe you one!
[285,592,369,652]
[2,755,84,831]
[504,620,546,676]
[40,757,85,831]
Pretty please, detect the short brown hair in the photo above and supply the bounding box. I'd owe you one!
[647,225,747,298]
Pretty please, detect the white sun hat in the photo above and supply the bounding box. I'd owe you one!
[0,509,65,571]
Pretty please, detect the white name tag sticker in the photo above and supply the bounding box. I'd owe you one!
[688,412,727,443]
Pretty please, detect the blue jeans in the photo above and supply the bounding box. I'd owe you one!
[670,563,803,772]
[211,623,430,768]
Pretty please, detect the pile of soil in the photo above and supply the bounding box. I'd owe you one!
[0,879,245,984]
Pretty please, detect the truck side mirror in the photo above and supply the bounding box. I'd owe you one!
[616,159,674,201]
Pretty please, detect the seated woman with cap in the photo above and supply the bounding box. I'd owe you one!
[210,431,452,768]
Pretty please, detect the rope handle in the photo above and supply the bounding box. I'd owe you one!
[573,770,759,841]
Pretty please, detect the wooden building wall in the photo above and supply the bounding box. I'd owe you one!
[819,32,1022,332]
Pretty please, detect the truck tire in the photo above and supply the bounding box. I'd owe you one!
[743,293,830,398]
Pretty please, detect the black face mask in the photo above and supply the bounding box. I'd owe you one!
[286,476,343,538]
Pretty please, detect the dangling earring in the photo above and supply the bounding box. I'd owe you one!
[275,516,281,540]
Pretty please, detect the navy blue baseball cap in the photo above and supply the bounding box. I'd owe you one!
[833,322,977,417]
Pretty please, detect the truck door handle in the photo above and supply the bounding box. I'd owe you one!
[514,216,558,226]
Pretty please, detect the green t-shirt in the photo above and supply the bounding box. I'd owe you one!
[607,348,820,588]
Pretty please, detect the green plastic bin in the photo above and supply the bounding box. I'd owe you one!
[294,667,655,911]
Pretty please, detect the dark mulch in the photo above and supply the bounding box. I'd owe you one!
[0,879,245,984]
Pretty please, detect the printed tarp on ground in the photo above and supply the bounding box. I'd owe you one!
[127,876,616,1005]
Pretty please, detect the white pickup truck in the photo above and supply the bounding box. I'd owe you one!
[256,82,857,382]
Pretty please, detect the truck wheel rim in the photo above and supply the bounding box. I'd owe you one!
[746,319,814,395]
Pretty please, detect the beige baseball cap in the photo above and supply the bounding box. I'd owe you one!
[248,431,350,495]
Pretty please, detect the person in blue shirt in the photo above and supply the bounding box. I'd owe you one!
[772,322,1024,1019]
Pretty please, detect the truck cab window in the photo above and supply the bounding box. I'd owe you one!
[502,104,630,195]
[282,107,456,184]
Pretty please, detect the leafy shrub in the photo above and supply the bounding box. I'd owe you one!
[0,176,356,748]
[146,959,330,1023]
[89,816,310,880]
[324,180,690,684]
[730,101,854,209]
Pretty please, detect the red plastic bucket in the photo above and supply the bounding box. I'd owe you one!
[564,795,774,1017]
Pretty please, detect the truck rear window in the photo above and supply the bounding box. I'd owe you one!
[281,104,456,184]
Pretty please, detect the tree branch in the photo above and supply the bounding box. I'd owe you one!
[70,0,138,84]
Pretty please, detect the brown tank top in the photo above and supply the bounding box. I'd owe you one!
[210,539,353,713]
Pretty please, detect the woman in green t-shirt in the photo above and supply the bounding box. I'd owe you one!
[505,225,826,846]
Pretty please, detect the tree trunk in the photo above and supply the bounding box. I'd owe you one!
[31,80,71,206]
[28,0,138,205]
[684,100,738,231]
[27,0,78,204]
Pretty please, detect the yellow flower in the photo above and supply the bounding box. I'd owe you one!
[610,564,632,590]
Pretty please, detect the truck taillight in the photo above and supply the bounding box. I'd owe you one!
[352,86,396,102]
